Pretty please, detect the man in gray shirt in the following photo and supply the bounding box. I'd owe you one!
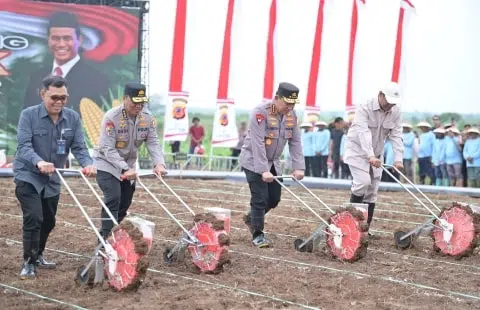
[14,75,96,280]
[239,82,305,248]
[93,82,166,240]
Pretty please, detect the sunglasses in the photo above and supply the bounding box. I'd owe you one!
[50,95,68,102]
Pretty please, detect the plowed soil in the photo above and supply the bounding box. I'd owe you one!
[0,175,479,310]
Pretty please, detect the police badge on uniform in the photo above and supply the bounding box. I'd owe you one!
[256,114,265,124]
[105,121,115,136]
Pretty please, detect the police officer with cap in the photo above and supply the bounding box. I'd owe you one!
[239,82,305,248]
[93,82,167,239]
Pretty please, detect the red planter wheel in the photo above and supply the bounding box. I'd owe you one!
[105,220,150,291]
[432,203,480,258]
[326,207,368,262]
[186,213,230,273]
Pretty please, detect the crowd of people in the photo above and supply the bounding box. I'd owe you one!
[291,114,479,188]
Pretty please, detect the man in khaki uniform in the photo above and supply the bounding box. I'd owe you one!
[344,82,404,237]
[93,82,167,238]
[240,82,305,248]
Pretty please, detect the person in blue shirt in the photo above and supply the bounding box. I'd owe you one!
[339,126,351,179]
[416,121,435,185]
[432,128,448,186]
[402,123,415,180]
[463,127,480,188]
[445,127,464,187]
[381,139,399,182]
[13,75,96,279]
[300,122,315,176]
[313,120,330,178]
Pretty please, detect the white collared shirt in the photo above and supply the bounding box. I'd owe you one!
[51,54,80,77]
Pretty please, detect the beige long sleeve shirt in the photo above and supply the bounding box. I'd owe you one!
[344,98,403,175]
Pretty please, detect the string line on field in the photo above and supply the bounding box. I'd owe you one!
[5,235,480,305]
[3,214,480,303]
[0,238,320,310]
[149,270,320,310]
[0,283,88,310]
[1,191,436,227]
[0,210,460,271]
[34,181,460,214]
[0,182,459,217]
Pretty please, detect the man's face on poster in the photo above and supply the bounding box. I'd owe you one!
[48,27,82,65]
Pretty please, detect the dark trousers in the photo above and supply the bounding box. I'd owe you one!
[311,156,320,177]
[244,166,281,238]
[381,167,399,182]
[96,171,135,238]
[304,156,315,177]
[418,157,435,185]
[231,148,241,168]
[319,155,328,178]
[15,181,59,262]
[341,161,351,179]
[332,157,341,179]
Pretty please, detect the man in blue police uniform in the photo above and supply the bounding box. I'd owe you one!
[14,75,96,279]
[93,82,167,239]
[239,82,305,248]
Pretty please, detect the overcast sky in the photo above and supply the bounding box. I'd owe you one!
[149,0,480,114]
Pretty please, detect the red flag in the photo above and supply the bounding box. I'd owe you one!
[263,0,277,101]
[169,0,187,92]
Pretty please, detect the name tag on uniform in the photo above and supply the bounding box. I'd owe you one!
[56,139,66,155]
[116,141,127,149]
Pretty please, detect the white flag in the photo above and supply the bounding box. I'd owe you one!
[211,99,238,148]
[0,149,6,167]
[163,91,190,142]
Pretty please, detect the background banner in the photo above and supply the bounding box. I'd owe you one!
[211,99,238,148]
[0,0,141,153]
[163,91,190,142]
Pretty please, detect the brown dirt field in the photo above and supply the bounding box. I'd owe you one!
[0,175,480,310]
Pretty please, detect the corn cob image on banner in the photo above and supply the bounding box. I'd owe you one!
[0,0,140,153]
[80,98,105,147]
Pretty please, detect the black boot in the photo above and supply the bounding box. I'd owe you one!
[19,259,36,280]
[350,193,364,203]
[36,254,56,269]
[366,202,380,240]
[366,202,375,225]
[21,239,38,280]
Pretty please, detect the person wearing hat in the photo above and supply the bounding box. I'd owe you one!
[463,127,480,188]
[313,120,330,178]
[93,82,167,239]
[416,121,435,185]
[445,127,464,187]
[344,81,404,238]
[300,122,315,176]
[240,82,305,248]
[402,123,416,180]
[432,128,448,186]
